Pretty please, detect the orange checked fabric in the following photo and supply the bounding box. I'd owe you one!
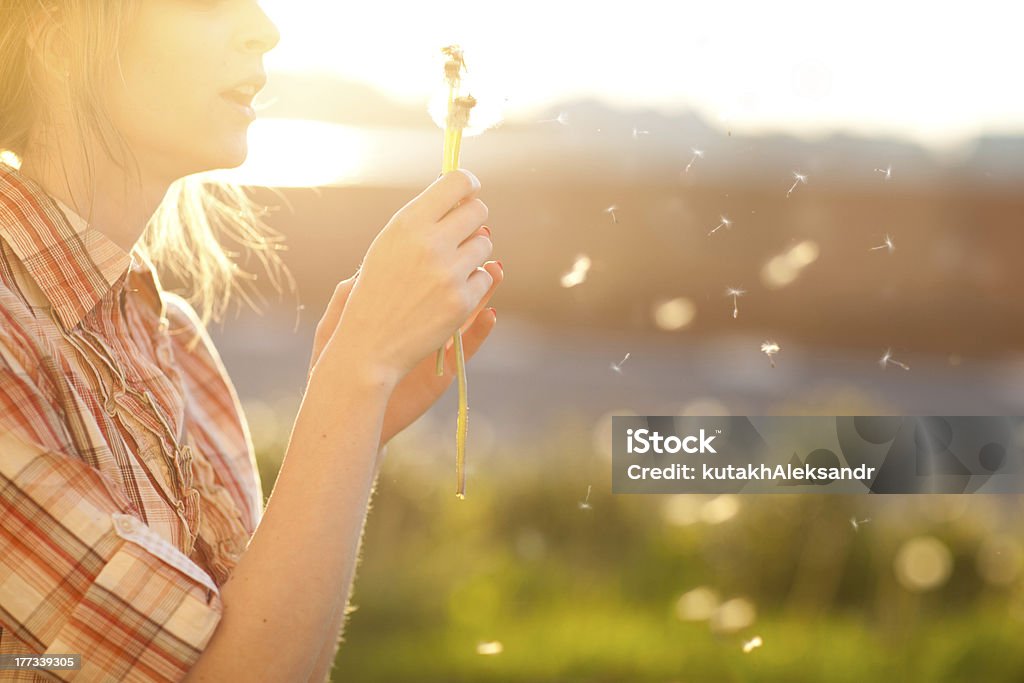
[0,163,264,681]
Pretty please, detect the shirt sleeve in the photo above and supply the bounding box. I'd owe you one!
[1,370,223,682]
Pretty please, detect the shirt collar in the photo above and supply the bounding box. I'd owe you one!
[0,162,138,330]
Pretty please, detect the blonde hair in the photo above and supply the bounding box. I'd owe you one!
[0,1,296,351]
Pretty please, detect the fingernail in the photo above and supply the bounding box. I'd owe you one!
[482,226,491,238]
[488,307,497,320]
[496,259,503,271]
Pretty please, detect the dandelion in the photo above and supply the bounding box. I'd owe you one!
[870,234,895,253]
[539,111,569,125]
[879,348,910,371]
[786,171,808,198]
[850,516,872,532]
[725,287,745,319]
[604,205,619,224]
[760,340,780,368]
[476,641,503,655]
[708,215,732,236]
[560,254,592,288]
[610,352,631,374]
[578,485,593,510]
[685,148,704,174]
[632,126,650,139]
[742,636,763,653]
[433,45,483,499]
[874,164,893,180]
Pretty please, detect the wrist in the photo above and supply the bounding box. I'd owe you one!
[309,345,399,396]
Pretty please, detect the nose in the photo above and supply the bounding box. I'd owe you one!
[237,2,281,54]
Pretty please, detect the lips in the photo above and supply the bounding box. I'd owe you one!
[222,84,259,107]
[220,76,267,112]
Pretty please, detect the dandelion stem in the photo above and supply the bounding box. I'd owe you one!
[435,47,477,498]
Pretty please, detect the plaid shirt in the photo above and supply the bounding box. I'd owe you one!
[0,164,263,681]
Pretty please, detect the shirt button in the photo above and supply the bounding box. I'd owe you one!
[115,516,137,534]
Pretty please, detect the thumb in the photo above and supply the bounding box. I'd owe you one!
[324,273,359,321]
[314,272,360,352]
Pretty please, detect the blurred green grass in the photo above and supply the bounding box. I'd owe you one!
[253,419,1024,682]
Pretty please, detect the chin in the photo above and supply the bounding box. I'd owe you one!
[189,138,250,175]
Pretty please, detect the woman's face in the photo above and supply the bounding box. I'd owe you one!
[102,0,279,180]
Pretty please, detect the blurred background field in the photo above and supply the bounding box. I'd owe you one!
[184,2,1024,680]
[244,416,1024,682]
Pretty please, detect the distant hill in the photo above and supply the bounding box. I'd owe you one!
[259,72,1024,189]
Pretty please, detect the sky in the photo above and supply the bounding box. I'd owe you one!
[259,0,1023,152]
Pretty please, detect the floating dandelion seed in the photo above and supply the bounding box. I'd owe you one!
[725,287,745,319]
[874,164,893,180]
[539,111,569,125]
[578,485,593,510]
[786,171,808,198]
[476,641,503,656]
[879,348,910,371]
[870,234,895,253]
[560,254,592,288]
[632,126,650,139]
[708,215,732,236]
[604,205,619,224]
[742,636,763,653]
[685,148,705,173]
[610,352,631,374]
[760,340,780,368]
[850,516,872,532]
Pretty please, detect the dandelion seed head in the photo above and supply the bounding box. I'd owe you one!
[850,516,871,532]
[793,171,808,183]
[610,352,631,374]
[692,148,705,159]
[870,234,895,253]
[725,287,746,298]
[879,347,910,371]
[578,484,593,510]
[760,341,780,366]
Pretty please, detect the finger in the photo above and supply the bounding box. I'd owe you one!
[442,305,497,373]
[465,263,495,308]
[410,169,480,223]
[455,233,493,276]
[438,197,488,246]
[461,260,502,325]
[458,224,490,248]
[440,260,502,348]
[320,275,358,329]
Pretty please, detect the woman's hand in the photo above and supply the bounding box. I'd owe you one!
[308,255,503,448]
[308,169,498,436]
